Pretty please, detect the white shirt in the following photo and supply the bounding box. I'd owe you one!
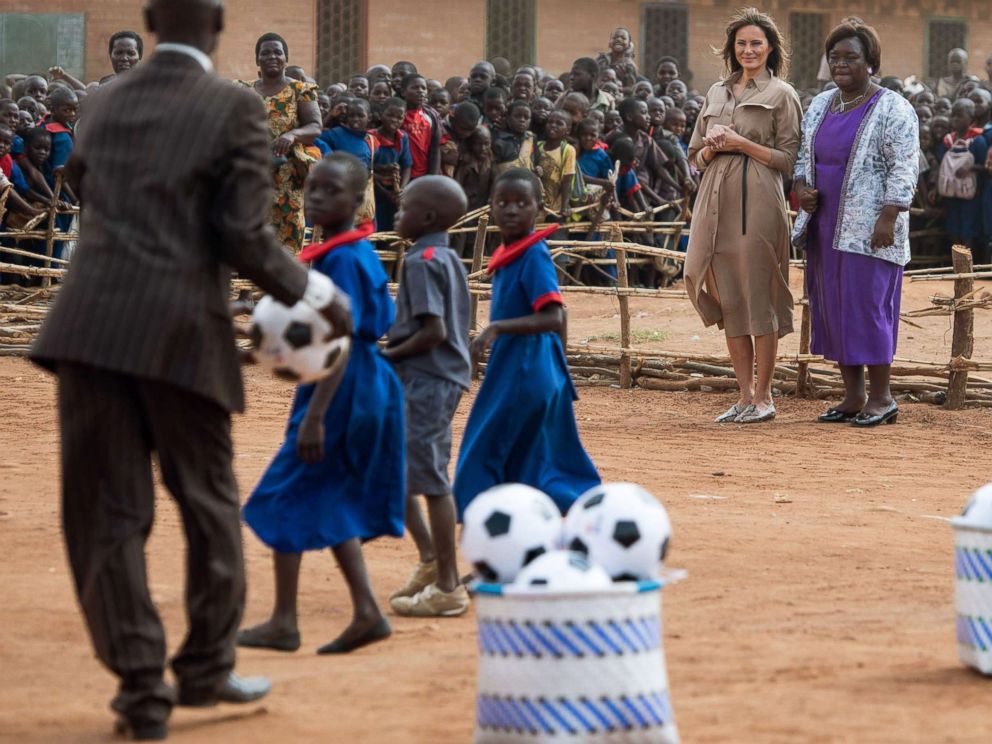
[154,43,214,73]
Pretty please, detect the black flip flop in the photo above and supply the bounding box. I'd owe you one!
[236,626,301,652]
[316,618,392,655]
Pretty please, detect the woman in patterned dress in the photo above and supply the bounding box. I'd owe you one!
[237,33,322,252]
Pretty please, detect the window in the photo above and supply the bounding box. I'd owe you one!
[0,13,85,81]
[486,0,536,69]
[927,19,967,80]
[317,0,365,86]
[789,12,828,90]
[641,4,689,82]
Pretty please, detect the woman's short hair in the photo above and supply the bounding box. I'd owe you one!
[824,19,882,74]
[255,33,288,61]
[720,8,790,78]
[108,31,143,59]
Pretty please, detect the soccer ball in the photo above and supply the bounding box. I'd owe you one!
[511,550,612,593]
[461,484,562,583]
[250,296,349,384]
[563,482,672,581]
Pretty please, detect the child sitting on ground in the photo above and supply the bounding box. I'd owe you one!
[383,177,472,617]
[492,100,535,176]
[239,153,404,655]
[453,168,600,515]
[370,97,412,233]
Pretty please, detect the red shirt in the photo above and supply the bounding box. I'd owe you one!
[0,153,12,178]
[402,108,434,179]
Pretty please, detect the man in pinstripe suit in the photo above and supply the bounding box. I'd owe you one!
[30,1,351,739]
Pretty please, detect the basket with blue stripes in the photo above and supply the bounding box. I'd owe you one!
[952,494,992,676]
[471,580,680,743]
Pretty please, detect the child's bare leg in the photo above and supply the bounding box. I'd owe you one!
[318,538,391,654]
[405,493,435,564]
[425,493,459,593]
[237,551,302,650]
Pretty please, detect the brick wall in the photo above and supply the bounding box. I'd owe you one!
[0,0,316,83]
[4,1,991,91]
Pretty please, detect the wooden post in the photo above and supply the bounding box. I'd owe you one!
[0,184,10,228]
[612,224,632,388]
[946,244,975,409]
[41,170,65,289]
[796,295,812,397]
[469,214,489,333]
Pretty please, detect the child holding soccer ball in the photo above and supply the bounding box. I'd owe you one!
[239,153,405,654]
[453,168,601,516]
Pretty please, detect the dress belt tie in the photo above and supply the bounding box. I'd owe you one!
[734,154,751,235]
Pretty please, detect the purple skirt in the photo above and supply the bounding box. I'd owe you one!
[806,244,902,366]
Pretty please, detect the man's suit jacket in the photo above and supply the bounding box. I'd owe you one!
[31,51,307,412]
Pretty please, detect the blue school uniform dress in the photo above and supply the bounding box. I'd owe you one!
[244,225,406,553]
[319,126,374,170]
[453,226,600,517]
[370,129,412,232]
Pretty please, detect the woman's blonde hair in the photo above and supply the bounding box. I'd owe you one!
[720,8,790,78]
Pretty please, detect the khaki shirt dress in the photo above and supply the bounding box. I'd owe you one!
[685,68,802,338]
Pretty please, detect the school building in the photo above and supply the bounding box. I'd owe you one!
[3,1,992,92]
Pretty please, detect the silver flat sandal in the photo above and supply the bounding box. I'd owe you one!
[736,403,776,423]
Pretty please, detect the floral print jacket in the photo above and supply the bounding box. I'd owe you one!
[792,88,919,266]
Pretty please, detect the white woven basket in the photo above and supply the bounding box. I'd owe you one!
[952,525,992,675]
[472,580,679,743]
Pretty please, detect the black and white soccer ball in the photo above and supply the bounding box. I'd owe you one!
[563,482,672,581]
[250,295,349,384]
[511,550,612,593]
[461,484,562,583]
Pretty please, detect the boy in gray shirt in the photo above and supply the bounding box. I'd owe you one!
[383,176,471,617]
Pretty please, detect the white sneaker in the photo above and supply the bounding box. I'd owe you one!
[390,583,471,617]
[389,561,438,601]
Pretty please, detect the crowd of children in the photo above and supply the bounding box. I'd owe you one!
[8,32,992,287]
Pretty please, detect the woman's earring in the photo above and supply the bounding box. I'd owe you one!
[868,67,874,75]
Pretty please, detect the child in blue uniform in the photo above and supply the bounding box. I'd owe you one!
[454,168,600,516]
[239,153,404,655]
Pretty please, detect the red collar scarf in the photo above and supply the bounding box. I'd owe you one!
[945,128,984,148]
[487,225,558,274]
[298,222,375,263]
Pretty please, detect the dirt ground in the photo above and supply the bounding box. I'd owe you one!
[2,279,992,743]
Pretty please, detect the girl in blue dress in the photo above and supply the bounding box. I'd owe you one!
[240,154,405,655]
[454,168,600,516]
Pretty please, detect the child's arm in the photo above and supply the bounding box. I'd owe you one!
[48,67,86,91]
[296,340,352,464]
[383,315,446,362]
[471,304,563,371]
[560,173,574,218]
[5,187,43,217]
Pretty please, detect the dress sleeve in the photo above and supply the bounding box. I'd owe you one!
[794,102,816,183]
[521,243,563,312]
[562,144,577,177]
[295,81,319,104]
[881,101,921,209]
[767,85,802,176]
[687,91,711,171]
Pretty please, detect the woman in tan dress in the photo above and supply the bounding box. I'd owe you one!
[685,8,802,424]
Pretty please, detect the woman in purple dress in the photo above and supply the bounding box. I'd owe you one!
[793,20,919,427]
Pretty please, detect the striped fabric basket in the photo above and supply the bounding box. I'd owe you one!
[953,524,992,675]
[471,580,679,743]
